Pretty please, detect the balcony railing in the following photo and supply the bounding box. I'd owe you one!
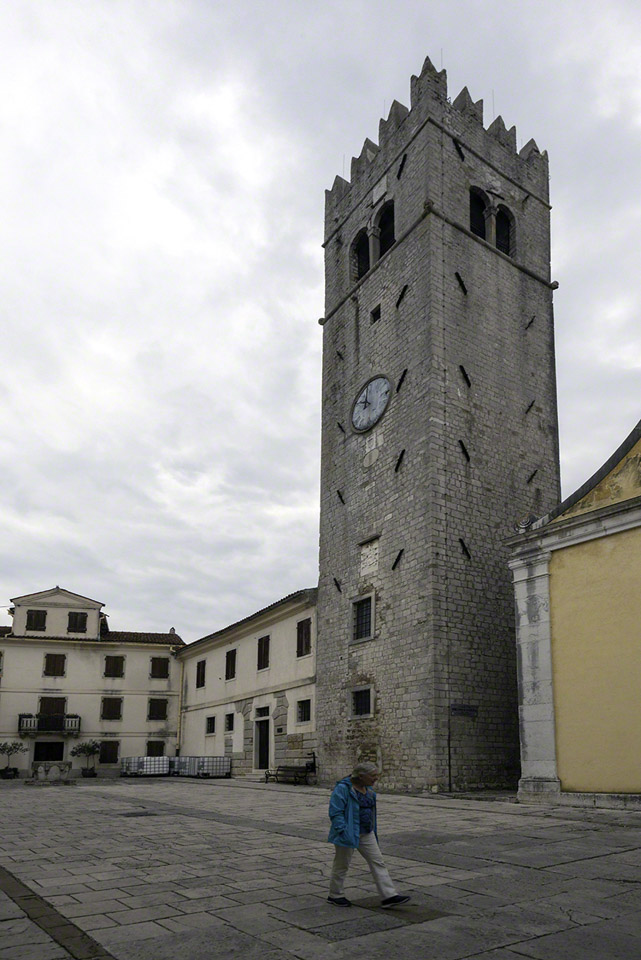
[18,714,81,737]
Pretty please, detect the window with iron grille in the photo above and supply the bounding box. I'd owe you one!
[67,611,87,633]
[225,713,234,732]
[150,657,170,679]
[27,610,47,631]
[99,740,119,764]
[255,706,269,717]
[296,618,311,658]
[43,653,66,677]
[148,698,168,721]
[146,740,165,757]
[352,597,372,641]
[101,697,122,720]
[195,659,206,688]
[351,688,372,717]
[297,699,311,723]
[257,635,270,670]
[104,655,125,679]
[225,648,236,680]
[206,716,216,734]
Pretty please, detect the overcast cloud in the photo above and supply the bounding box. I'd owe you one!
[1,1,640,639]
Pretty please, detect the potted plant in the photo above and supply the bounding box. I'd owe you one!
[0,741,28,778]
[70,740,101,777]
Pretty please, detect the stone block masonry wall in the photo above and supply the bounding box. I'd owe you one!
[316,56,560,792]
[226,695,317,776]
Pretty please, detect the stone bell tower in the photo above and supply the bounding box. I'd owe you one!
[315,57,560,791]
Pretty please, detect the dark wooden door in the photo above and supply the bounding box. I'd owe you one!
[256,720,269,769]
[38,697,66,731]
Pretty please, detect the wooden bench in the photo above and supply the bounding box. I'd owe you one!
[265,765,309,784]
[265,752,316,785]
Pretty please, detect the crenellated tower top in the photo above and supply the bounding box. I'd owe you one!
[325,55,548,223]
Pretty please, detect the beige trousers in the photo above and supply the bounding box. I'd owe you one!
[329,833,397,900]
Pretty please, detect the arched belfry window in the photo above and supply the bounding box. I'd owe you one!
[352,229,370,281]
[496,205,514,257]
[378,202,395,257]
[470,189,487,240]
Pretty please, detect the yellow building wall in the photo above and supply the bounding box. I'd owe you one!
[550,526,641,793]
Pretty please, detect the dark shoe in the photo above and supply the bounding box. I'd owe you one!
[327,896,352,907]
[381,894,411,908]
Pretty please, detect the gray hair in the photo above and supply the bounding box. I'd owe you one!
[351,761,378,779]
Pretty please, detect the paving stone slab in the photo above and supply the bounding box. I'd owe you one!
[104,927,291,960]
[0,942,72,960]
[509,920,641,959]
[94,921,170,944]
[157,911,227,932]
[105,904,184,926]
[310,912,408,941]
[342,915,532,960]
[351,895,448,924]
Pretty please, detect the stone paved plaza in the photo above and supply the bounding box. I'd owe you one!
[1,778,641,959]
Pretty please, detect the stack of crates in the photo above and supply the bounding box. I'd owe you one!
[120,756,170,777]
[121,755,230,778]
[170,756,231,778]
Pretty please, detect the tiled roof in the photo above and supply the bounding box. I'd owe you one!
[2,631,184,646]
[102,631,185,647]
[184,587,317,650]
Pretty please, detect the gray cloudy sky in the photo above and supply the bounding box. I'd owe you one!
[1,0,640,639]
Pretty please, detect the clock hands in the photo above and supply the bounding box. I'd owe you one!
[360,386,370,408]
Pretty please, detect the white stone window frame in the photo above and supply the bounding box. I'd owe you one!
[150,655,171,680]
[100,696,123,721]
[225,648,237,681]
[67,611,88,634]
[147,697,168,722]
[349,685,375,720]
[296,698,312,724]
[103,654,126,680]
[195,658,206,688]
[205,715,216,735]
[295,618,312,659]
[99,739,120,765]
[26,609,47,632]
[350,591,375,644]
[257,635,270,672]
[224,712,235,733]
[42,652,67,678]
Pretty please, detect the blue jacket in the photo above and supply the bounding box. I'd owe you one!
[328,776,378,847]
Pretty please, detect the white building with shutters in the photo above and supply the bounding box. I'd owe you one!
[0,587,183,776]
[178,588,317,776]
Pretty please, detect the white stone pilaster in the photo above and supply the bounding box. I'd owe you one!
[508,551,560,801]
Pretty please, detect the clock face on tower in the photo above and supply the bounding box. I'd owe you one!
[351,376,392,432]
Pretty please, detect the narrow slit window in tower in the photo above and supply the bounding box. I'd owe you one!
[496,207,512,256]
[353,230,370,280]
[470,190,486,239]
[378,203,395,257]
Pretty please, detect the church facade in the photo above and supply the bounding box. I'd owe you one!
[509,418,641,805]
[315,58,560,791]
